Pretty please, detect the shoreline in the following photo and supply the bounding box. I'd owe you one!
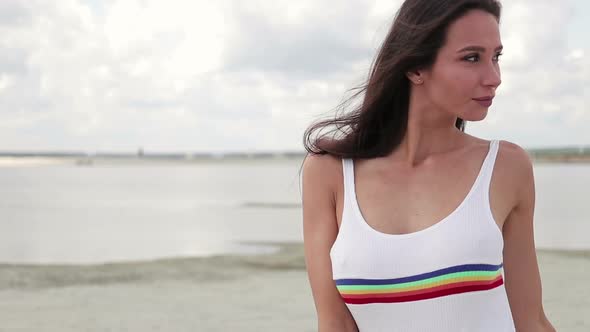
[1,241,588,269]
[0,242,588,331]
[0,241,306,290]
[0,241,588,290]
[1,155,590,168]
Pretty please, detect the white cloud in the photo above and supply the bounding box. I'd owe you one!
[0,0,588,152]
[468,0,589,146]
[0,73,14,91]
[565,49,584,61]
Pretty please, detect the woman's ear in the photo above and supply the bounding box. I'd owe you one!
[406,71,424,85]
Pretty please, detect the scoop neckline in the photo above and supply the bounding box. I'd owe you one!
[348,140,495,239]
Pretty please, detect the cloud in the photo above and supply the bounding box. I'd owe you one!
[0,1,32,26]
[0,0,587,152]
[465,0,589,146]
[222,1,376,80]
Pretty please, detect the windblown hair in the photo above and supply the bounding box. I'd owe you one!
[302,0,502,159]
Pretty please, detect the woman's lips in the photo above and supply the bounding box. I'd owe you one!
[473,98,493,107]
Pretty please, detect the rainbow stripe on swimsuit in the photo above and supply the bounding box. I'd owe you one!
[335,263,504,304]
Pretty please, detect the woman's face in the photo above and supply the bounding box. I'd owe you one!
[422,9,502,121]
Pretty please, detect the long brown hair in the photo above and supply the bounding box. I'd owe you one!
[302,0,502,159]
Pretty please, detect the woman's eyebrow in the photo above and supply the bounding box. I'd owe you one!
[457,45,504,53]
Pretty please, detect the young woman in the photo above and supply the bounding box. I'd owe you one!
[301,0,556,331]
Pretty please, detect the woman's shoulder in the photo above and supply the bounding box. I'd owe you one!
[495,139,534,174]
[303,152,344,169]
[302,153,344,191]
[492,139,536,211]
[466,135,531,169]
[464,135,533,189]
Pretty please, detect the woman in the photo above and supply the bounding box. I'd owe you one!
[300,0,556,331]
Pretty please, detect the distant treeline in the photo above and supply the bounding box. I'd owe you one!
[0,145,589,162]
[526,146,590,162]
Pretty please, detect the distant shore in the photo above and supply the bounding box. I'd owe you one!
[0,153,589,168]
[1,142,590,164]
[530,155,590,163]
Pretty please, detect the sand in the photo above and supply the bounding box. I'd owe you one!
[0,242,587,332]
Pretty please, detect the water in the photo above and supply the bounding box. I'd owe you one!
[534,163,590,250]
[0,158,588,264]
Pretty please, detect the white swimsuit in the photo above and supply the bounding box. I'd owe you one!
[330,139,515,331]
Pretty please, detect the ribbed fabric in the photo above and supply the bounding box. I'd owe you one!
[330,139,515,331]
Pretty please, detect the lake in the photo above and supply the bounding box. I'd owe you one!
[0,158,588,264]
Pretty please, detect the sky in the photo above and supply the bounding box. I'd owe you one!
[0,0,588,153]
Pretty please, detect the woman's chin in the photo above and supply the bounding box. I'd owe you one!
[461,109,489,122]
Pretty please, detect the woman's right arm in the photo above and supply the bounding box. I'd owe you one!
[301,154,359,332]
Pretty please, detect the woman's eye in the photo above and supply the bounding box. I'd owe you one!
[464,53,503,63]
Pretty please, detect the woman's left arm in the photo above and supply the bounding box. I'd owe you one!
[502,145,557,332]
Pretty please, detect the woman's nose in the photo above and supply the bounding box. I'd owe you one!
[483,62,501,88]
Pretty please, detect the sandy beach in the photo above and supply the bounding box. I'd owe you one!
[0,242,587,332]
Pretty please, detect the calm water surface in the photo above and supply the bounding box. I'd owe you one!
[0,159,588,264]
